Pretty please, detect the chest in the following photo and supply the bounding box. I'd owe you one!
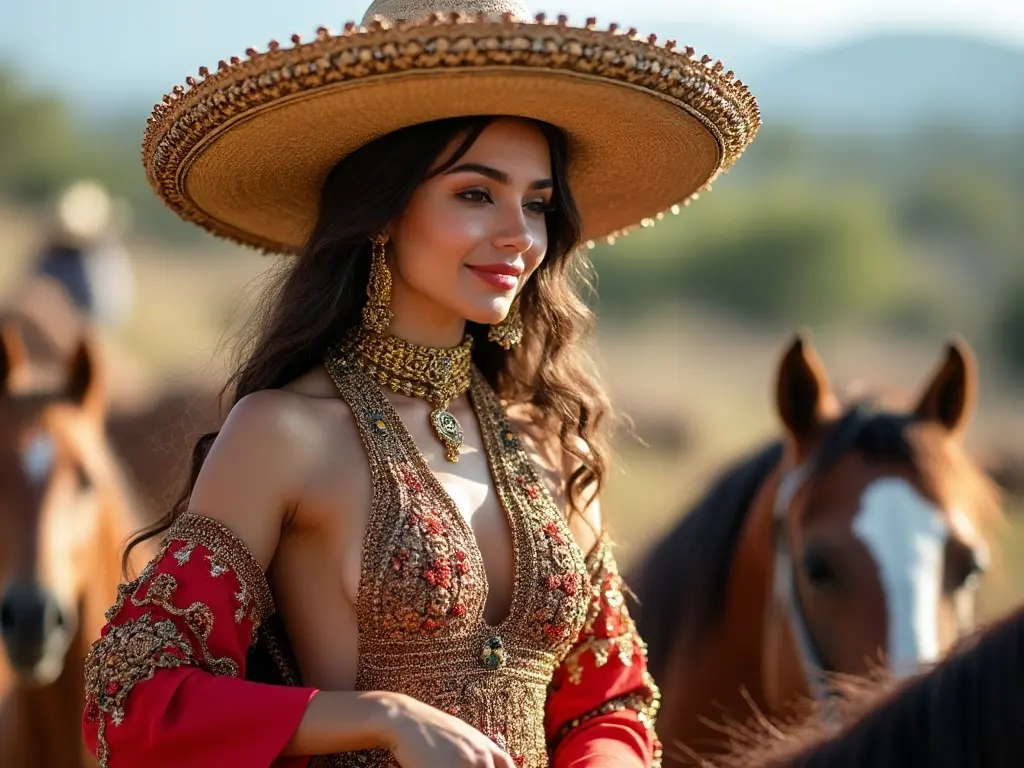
[323,361,590,661]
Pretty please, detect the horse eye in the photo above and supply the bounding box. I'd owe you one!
[947,541,987,592]
[75,464,93,492]
[802,547,837,588]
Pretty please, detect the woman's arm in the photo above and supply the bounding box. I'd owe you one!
[82,512,324,768]
[82,392,329,767]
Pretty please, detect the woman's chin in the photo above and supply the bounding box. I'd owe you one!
[462,299,513,326]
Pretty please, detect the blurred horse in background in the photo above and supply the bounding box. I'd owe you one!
[631,333,1004,765]
[3,272,222,519]
[0,323,151,767]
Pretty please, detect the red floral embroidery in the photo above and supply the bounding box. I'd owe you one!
[392,549,411,572]
[421,618,441,632]
[423,516,445,536]
[545,573,561,590]
[560,572,580,597]
[517,474,542,500]
[513,755,526,767]
[544,624,568,642]
[451,603,467,618]
[402,470,423,493]
[539,520,565,543]
[424,560,452,589]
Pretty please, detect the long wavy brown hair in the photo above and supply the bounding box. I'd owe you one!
[123,115,613,571]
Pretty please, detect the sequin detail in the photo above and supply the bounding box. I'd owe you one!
[83,515,274,768]
[322,347,591,767]
[549,536,663,765]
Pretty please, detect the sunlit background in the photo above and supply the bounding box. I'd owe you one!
[1,0,1021,619]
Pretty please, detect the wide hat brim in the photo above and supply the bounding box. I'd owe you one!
[144,11,760,254]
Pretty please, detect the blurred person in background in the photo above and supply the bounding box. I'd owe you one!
[31,178,136,330]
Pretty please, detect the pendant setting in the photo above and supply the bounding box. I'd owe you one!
[430,408,463,462]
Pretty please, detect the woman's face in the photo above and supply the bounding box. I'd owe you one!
[387,118,554,329]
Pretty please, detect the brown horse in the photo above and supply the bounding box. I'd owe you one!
[630,334,1003,765]
[0,322,148,767]
[6,273,223,514]
[718,601,1024,767]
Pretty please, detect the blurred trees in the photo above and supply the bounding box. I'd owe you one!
[0,69,206,242]
[591,186,904,326]
[994,272,1024,376]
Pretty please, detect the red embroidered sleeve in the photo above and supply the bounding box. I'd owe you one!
[82,513,319,768]
[545,536,663,768]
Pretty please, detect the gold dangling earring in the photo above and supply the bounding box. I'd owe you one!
[488,294,523,350]
[362,233,393,335]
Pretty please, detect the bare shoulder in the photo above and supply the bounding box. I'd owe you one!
[505,402,602,557]
[188,367,350,569]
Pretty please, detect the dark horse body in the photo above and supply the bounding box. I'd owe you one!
[721,601,1024,767]
[631,335,1002,764]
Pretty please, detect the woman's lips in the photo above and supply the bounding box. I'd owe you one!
[467,264,521,291]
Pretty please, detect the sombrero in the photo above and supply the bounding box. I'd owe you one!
[143,0,760,254]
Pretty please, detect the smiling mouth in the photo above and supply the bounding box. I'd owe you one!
[466,265,520,291]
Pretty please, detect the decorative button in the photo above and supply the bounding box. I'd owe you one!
[480,635,507,670]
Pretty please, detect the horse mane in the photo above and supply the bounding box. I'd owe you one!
[630,403,919,681]
[630,439,783,682]
[717,603,1024,768]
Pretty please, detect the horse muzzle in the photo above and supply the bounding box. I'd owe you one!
[0,580,75,684]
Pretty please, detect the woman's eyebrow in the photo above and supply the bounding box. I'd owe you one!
[444,162,553,189]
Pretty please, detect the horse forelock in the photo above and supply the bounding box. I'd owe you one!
[812,402,1003,561]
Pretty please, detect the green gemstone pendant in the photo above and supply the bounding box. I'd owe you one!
[430,408,463,462]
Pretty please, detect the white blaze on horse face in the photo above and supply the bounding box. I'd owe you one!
[852,477,950,676]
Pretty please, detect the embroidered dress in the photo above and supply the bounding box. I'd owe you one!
[82,349,661,767]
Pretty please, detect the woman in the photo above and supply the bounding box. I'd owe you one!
[81,1,760,767]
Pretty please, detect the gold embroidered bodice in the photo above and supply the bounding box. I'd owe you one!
[309,346,591,767]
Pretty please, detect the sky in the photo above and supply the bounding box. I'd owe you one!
[1,0,1021,110]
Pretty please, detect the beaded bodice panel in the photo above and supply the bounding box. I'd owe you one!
[321,345,590,768]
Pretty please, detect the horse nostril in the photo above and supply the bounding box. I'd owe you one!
[0,583,60,644]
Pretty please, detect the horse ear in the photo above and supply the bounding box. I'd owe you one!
[66,333,106,416]
[776,331,836,440]
[0,321,28,394]
[913,336,976,435]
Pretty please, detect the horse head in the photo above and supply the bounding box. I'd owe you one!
[0,320,129,687]
[763,333,999,708]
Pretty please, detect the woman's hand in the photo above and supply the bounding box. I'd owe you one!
[380,692,518,768]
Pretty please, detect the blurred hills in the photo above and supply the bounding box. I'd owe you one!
[645,27,1024,132]
[6,28,1023,134]
[754,33,1024,132]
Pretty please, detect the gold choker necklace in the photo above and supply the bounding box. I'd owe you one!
[349,328,473,462]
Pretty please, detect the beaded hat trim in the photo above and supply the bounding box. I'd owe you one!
[143,2,760,254]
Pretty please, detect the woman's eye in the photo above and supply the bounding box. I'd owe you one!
[524,200,553,215]
[458,190,492,204]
